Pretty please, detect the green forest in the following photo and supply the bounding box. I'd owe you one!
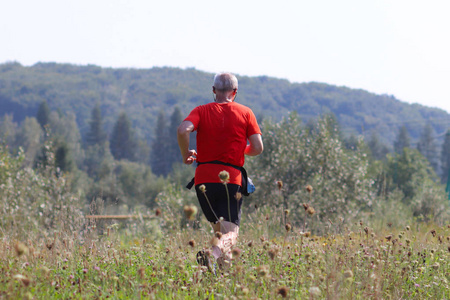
[0,61,449,223]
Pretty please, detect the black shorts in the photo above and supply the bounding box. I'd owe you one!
[195,183,243,226]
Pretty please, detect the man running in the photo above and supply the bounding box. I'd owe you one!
[177,72,263,270]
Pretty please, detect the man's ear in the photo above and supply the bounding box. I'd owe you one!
[212,86,216,94]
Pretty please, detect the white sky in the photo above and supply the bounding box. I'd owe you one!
[1,0,450,113]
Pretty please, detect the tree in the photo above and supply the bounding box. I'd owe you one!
[36,100,50,129]
[441,129,450,184]
[0,114,17,147]
[86,103,107,147]
[394,125,410,154]
[151,111,169,176]
[416,123,438,172]
[367,131,389,160]
[14,117,43,166]
[110,112,137,161]
[54,138,74,173]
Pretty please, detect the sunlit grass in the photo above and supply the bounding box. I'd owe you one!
[1,208,449,299]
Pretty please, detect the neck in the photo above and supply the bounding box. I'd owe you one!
[215,97,233,104]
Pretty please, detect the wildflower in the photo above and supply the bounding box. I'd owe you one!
[284,209,290,216]
[344,270,353,278]
[183,205,198,221]
[430,229,436,237]
[14,242,28,257]
[306,185,313,193]
[304,232,311,238]
[285,223,292,232]
[406,225,410,231]
[277,181,283,190]
[94,266,100,271]
[82,269,88,274]
[364,227,369,234]
[307,206,315,215]
[309,286,321,296]
[188,240,195,248]
[385,235,392,241]
[302,203,309,210]
[199,184,206,193]
[218,170,230,183]
[231,248,242,258]
[247,240,253,247]
[276,286,289,298]
[155,208,161,216]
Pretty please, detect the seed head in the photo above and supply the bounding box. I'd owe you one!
[406,225,410,231]
[14,242,28,257]
[256,265,269,277]
[284,209,290,216]
[309,287,321,296]
[138,267,145,279]
[430,229,436,237]
[344,270,353,278]
[268,248,279,260]
[183,205,198,221]
[306,185,313,193]
[188,240,195,247]
[155,208,161,216]
[285,223,292,232]
[306,206,315,215]
[302,203,309,210]
[304,232,311,238]
[276,286,289,298]
[277,181,283,190]
[231,247,242,258]
[385,235,392,241]
[199,184,206,193]
[218,170,230,183]
[13,274,30,287]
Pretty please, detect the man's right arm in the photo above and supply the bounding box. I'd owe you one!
[177,120,197,164]
[245,134,263,156]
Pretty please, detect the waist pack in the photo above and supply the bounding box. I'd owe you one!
[186,160,255,196]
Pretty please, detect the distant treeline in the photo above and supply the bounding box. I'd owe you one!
[1,62,449,146]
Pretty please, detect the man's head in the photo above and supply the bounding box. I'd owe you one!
[213,73,238,92]
[213,73,238,102]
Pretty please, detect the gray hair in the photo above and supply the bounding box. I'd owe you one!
[213,73,238,91]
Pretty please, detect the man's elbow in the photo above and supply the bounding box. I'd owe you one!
[255,143,264,155]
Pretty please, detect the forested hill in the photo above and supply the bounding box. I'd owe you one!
[1,62,449,146]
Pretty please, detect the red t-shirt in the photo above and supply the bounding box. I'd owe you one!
[185,101,261,185]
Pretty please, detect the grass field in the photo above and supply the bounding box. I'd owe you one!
[1,206,449,300]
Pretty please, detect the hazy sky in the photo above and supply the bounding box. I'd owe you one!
[1,0,450,113]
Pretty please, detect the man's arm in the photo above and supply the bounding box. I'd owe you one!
[245,134,263,156]
[177,120,197,164]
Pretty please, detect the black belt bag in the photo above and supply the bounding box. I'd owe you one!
[186,160,252,196]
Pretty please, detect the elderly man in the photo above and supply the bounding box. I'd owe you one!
[177,73,263,271]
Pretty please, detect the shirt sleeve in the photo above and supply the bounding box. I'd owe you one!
[184,106,201,131]
[246,110,262,137]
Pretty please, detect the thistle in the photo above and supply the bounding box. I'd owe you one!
[183,205,198,221]
[276,286,289,298]
[219,170,230,183]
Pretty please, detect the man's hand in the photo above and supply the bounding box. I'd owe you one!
[183,149,197,165]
